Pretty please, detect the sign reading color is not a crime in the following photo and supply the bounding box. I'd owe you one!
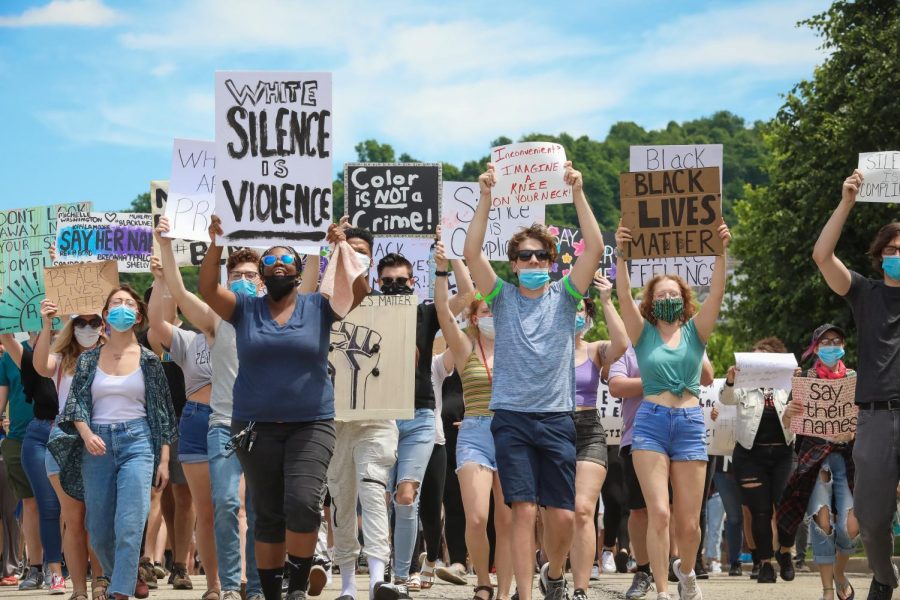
[345,163,442,237]
[619,167,723,260]
[215,71,332,248]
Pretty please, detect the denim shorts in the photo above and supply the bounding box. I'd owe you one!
[45,421,63,476]
[456,416,496,472]
[631,401,707,462]
[573,410,608,467]
[178,401,212,463]
[491,410,576,511]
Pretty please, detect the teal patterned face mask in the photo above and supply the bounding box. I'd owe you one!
[652,297,684,323]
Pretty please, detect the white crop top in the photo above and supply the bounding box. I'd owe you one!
[91,367,147,425]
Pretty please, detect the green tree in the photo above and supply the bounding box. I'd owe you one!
[729,0,900,359]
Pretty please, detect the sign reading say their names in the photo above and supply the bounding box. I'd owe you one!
[491,142,570,207]
[215,71,332,247]
[790,375,858,440]
[165,139,216,241]
[733,352,798,390]
[56,212,153,272]
[857,151,900,203]
[441,181,544,260]
[619,167,723,259]
[329,293,417,421]
[44,261,119,316]
[345,163,441,237]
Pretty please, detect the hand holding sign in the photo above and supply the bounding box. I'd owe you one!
[479,164,497,195]
[563,161,583,191]
[857,153,900,203]
[842,169,864,205]
[592,274,613,301]
[39,299,59,323]
[208,215,224,247]
[789,375,858,440]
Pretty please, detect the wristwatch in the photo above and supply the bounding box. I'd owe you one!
[434,271,450,277]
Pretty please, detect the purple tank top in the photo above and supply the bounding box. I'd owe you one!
[575,357,600,408]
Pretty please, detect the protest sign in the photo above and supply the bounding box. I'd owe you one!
[345,163,441,236]
[368,238,432,303]
[0,202,91,333]
[708,403,737,457]
[329,293,417,421]
[857,151,900,203]
[547,226,615,282]
[733,352,798,390]
[491,142,570,207]
[164,139,215,241]
[56,212,153,272]
[215,71,332,247]
[441,181,544,260]
[44,261,119,316]
[628,256,716,288]
[790,376,858,439]
[630,144,724,176]
[619,168,723,259]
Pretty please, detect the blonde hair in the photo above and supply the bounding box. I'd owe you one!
[51,317,104,375]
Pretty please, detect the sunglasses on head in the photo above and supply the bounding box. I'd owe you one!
[515,249,551,261]
[261,254,296,267]
[73,317,102,328]
[380,277,410,286]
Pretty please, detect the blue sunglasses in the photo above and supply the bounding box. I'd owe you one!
[261,254,296,267]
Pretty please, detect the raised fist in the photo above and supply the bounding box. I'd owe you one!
[328,322,383,410]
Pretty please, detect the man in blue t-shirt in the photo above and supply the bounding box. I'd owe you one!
[464,161,606,600]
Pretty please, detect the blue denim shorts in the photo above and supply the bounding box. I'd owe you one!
[456,416,496,472]
[178,401,212,463]
[631,401,708,462]
[45,422,63,476]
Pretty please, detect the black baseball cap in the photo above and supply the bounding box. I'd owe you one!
[811,323,845,344]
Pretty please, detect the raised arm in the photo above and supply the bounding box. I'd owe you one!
[593,275,627,365]
[155,217,220,338]
[198,215,238,321]
[33,300,61,378]
[325,223,369,320]
[463,166,499,295]
[448,258,475,317]
[566,162,604,295]
[147,256,175,354]
[693,223,731,342]
[614,224,643,345]
[812,170,859,296]
[435,241,473,373]
[0,334,24,368]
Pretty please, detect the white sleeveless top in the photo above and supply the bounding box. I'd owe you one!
[91,367,146,425]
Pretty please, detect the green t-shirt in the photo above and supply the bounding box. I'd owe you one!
[0,344,33,440]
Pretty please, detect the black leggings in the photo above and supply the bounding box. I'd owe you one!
[732,443,793,561]
[233,420,335,543]
[601,445,629,550]
[441,375,468,566]
[696,457,715,561]
[419,444,447,563]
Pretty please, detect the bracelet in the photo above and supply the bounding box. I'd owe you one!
[614,247,626,258]
[434,271,450,277]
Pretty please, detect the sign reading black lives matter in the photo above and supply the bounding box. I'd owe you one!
[345,163,442,237]
[328,294,417,421]
[215,71,332,248]
[619,167,723,260]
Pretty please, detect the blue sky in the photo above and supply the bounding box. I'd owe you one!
[0,0,831,212]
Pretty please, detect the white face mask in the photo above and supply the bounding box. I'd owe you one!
[477,316,495,339]
[355,252,371,271]
[74,326,101,348]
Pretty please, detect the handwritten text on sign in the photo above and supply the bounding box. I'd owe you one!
[491,142,570,207]
[441,182,544,260]
[789,376,858,440]
[548,226,613,282]
[165,139,215,241]
[345,163,441,236]
[215,71,332,247]
[620,168,722,259]
[857,151,900,203]
[629,256,716,288]
[733,352,798,390]
[56,212,153,272]
[368,238,433,303]
[44,261,119,316]
[629,144,723,176]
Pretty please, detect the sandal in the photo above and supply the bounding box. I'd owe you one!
[420,561,435,590]
[835,578,855,600]
[92,577,110,600]
[407,574,421,592]
[201,590,222,600]
[474,585,494,600]
[70,593,89,600]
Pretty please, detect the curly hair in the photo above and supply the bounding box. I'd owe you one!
[868,222,900,273]
[639,275,695,325]
[753,336,788,353]
[226,248,262,273]
[507,223,558,263]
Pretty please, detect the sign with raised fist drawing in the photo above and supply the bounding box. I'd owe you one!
[328,293,417,420]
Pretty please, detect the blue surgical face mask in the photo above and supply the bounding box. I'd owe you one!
[575,315,587,333]
[518,268,550,290]
[817,346,845,367]
[107,305,137,332]
[230,279,257,297]
[884,256,900,280]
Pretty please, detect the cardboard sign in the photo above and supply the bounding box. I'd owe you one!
[857,151,900,203]
[55,212,153,272]
[708,403,737,457]
[790,376,858,439]
[44,261,119,316]
[215,71,332,247]
[441,181,544,260]
[345,163,441,236]
[733,352,798,390]
[165,139,216,241]
[0,202,91,334]
[491,142,571,207]
[548,226,615,282]
[619,167,723,259]
[628,256,716,288]
[329,294,417,420]
[367,238,433,303]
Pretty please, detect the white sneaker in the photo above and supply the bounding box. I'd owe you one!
[709,560,722,575]
[590,564,601,581]
[601,550,616,573]
[673,558,702,600]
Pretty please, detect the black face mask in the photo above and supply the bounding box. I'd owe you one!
[381,282,414,296]
[264,275,298,301]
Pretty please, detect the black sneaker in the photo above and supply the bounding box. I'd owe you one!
[867,577,892,600]
[614,550,630,574]
[750,562,760,580]
[757,562,776,583]
[694,560,709,580]
[373,581,410,600]
[728,562,742,577]
[572,589,588,600]
[774,551,794,582]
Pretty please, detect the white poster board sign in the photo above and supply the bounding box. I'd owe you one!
[165,139,216,241]
[733,352,798,390]
[368,238,433,303]
[629,256,716,288]
[857,151,900,203]
[491,142,570,207]
[708,403,737,457]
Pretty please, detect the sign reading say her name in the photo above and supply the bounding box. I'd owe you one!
[164,139,216,241]
[790,376,858,439]
[441,181,544,260]
[368,238,433,303]
[56,212,153,272]
[44,261,119,316]
[0,202,91,334]
[619,168,723,259]
[491,142,571,207]
[345,163,441,236]
[547,226,615,282]
[857,151,900,203]
[215,71,332,247]
[329,293,417,421]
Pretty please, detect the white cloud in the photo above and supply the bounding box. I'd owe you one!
[150,62,176,78]
[0,0,124,27]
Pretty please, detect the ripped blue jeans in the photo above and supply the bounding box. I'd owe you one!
[806,452,859,564]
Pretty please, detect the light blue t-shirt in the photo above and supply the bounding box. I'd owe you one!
[488,278,580,412]
[633,319,706,398]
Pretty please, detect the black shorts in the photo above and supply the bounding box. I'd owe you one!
[574,410,608,467]
[620,444,672,510]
